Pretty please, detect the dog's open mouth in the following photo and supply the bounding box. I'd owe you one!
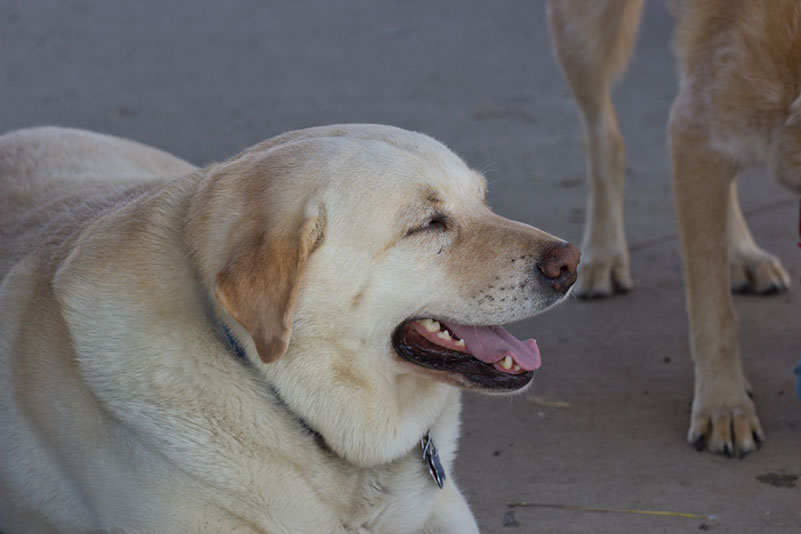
[392,319,540,391]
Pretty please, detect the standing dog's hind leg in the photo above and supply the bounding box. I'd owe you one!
[547,0,643,298]
[727,180,791,294]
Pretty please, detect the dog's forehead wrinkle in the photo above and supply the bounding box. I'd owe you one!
[421,186,444,206]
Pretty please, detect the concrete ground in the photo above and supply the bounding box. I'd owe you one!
[2,1,799,532]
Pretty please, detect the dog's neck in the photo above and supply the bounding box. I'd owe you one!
[221,322,447,489]
[222,323,331,451]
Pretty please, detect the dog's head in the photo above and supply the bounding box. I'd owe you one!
[190,124,578,393]
[187,124,578,464]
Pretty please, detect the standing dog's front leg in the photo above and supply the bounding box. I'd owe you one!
[670,104,764,457]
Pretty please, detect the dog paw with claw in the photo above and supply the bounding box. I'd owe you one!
[687,384,764,458]
[574,246,632,299]
[730,247,791,294]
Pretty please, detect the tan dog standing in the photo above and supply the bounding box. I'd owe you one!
[548,0,801,456]
[0,125,579,533]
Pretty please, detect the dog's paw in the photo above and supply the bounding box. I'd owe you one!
[687,386,764,458]
[574,247,632,299]
[730,247,790,294]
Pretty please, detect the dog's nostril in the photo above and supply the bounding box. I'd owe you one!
[537,242,580,279]
[536,242,581,293]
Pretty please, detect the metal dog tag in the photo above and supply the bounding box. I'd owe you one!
[421,431,446,489]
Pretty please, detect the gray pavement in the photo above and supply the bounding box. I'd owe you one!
[2,1,799,532]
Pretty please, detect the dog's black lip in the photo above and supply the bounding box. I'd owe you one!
[391,320,534,391]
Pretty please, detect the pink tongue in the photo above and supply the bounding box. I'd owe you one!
[443,323,541,371]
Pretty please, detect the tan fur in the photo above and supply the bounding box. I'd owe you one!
[547,0,643,297]
[0,125,573,532]
[214,208,326,363]
[548,0,801,455]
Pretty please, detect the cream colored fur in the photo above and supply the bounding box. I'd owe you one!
[548,0,801,456]
[0,125,570,533]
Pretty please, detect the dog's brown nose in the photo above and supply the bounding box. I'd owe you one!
[537,242,581,294]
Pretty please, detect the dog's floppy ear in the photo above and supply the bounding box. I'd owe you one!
[215,206,326,363]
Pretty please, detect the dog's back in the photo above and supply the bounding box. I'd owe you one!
[0,127,195,275]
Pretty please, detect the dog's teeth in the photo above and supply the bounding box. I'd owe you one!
[454,339,465,348]
[500,355,513,370]
[418,319,440,332]
[437,330,451,340]
[513,364,521,371]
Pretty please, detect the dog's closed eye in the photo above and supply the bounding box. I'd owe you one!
[407,213,449,236]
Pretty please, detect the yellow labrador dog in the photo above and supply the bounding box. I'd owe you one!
[548,0,801,456]
[0,125,579,533]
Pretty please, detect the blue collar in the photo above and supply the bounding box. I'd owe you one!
[223,323,248,360]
